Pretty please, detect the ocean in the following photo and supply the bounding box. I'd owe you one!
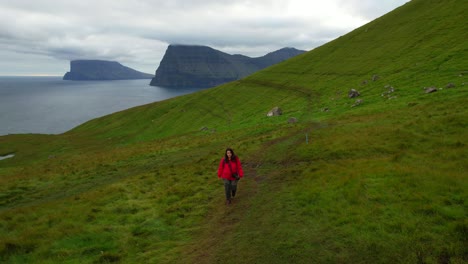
[0,76,199,136]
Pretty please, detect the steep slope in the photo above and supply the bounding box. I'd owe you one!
[149,45,305,88]
[71,0,467,145]
[0,0,466,263]
[250,0,467,95]
[63,60,154,80]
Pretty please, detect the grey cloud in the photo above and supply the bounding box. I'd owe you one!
[336,0,409,20]
[0,0,409,75]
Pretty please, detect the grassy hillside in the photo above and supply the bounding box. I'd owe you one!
[1,0,467,263]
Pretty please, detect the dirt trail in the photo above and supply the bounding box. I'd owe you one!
[179,122,326,263]
[180,152,264,263]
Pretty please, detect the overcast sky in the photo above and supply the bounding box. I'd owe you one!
[0,0,409,76]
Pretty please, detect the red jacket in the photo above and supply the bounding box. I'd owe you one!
[218,157,244,180]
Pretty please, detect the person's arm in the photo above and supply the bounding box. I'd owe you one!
[217,159,224,178]
[236,157,244,178]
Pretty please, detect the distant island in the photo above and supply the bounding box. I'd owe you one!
[150,45,306,88]
[63,60,154,81]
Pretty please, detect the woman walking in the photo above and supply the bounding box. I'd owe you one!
[217,148,244,205]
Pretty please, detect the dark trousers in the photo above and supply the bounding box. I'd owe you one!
[223,179,238,200]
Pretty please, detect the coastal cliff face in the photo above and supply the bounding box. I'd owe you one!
[63,60,154,81]
[150,45,305,88]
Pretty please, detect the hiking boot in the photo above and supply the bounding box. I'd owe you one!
[226,199,231,205]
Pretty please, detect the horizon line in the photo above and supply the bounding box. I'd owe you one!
[0,74,62,77]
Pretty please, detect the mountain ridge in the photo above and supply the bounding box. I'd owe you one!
[149,45,306,88]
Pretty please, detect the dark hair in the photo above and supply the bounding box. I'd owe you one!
[224,148,237,162]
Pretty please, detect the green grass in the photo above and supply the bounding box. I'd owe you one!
[1,0,467,263]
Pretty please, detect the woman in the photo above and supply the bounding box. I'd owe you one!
[217,148,244,205]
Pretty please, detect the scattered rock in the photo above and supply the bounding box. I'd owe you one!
[372,75,380,81]
[424,87,438,93]
[267,106,282,116]
[200,126,216,133]
[407,102,418,107]
[381,85,395,98]
[361,80,368,85]
[348,89,360,98]
[288,117,298,123]
[351,99,363,107]
[385,84,395,91]
[322,107,329,112]
[446,83,455,88]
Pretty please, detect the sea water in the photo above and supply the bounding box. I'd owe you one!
[0,76,199,135]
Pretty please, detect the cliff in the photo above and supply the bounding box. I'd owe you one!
[150,45,305,88]
[63,60,154,81]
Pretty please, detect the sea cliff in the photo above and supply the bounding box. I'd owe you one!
[150,45,305,88]
[63,60,154,81]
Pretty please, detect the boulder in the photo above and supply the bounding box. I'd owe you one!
[267,107,282,117]
[446,83,455,88]
[348,89,360,98]
[425,87,438,93]
[288,117,298,123]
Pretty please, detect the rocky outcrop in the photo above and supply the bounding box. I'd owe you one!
[150,45,306,88]
[63,60,154,81]
[348,89,361,98]
[424,87,438,93]
[267,107,283,117]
